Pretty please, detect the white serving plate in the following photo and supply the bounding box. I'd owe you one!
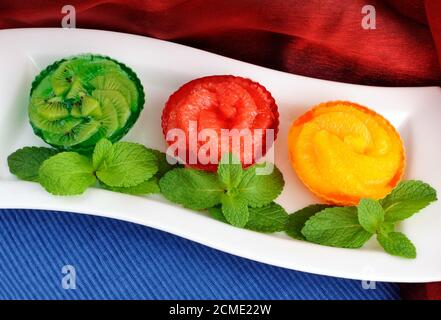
[0,28,440,283]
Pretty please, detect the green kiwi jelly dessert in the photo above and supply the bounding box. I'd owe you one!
[29,54,145,152]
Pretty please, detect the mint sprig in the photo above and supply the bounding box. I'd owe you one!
[8,139,173,196]
[208,202,288,233]
[159,153,285,227]
[287,180,437,259]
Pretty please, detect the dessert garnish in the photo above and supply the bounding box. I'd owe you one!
[160,153,284,228]
[286,180,437,259]
[8,139,166,196]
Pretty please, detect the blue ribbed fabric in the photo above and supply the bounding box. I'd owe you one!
[0,209,400,300]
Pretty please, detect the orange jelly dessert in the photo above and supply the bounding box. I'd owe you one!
[288,101,405,205]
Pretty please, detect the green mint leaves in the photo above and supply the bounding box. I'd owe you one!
[149,149,178,178]
[101,177,160,195]
[160,153,284,228]
[380,180,437,223]
[95,141,158,188]
[7,143,437,260]
[287,180,437,259]
[39,152,96,195]
[159,169,224,209]
[221,194,249,227]
[208,202,288,233]
[286,204,330,240]
[218,153,243,189]
[246,202,288,232]
[357,199,384,233]
[8,139,173,196]
[302,207,373,248]
[7,147,59,182]
[92,138,112,169]
[235,164,284,208]
[377,232,416,259]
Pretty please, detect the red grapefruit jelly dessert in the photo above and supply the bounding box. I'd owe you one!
[161,75,279,171]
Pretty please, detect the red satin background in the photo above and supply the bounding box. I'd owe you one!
[1,0,441,86]
[1,0,441,299]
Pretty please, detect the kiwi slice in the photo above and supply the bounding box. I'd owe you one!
[70,105,82,118]
[65,77,86,100]
[81,95,102,117]
[29,54,145,153]
[77,60,120,81]
[92,89,130,126]
[34,97,69,121]
[29,110,83,134]
[43,120,100,147]
[50,60,82,96]
[96,96,119,136]
[89,72,138,111]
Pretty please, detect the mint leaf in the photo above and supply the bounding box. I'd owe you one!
[286,204,331,240]
[7,147,58,182]
[221,194,249,227]
[39,152,96,195]
[236,163,284,207]
[208,202,288,233]
[218,153,242,188]
[379,222,395,235]
[93,138,112,170]
[96,142,158,187]
[101,177,160,195]
[301,207,372,248]
[377,232,416,259]
[148,149,179,178]
[208,206,228,223]
[159,168,224,209]
[357,199,384,233]
[246,202,288,233]
[380,180,437,223]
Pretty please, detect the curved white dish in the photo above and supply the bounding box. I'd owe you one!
[1,28,440,283]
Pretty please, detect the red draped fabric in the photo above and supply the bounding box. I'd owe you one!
[1,0,440,299]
